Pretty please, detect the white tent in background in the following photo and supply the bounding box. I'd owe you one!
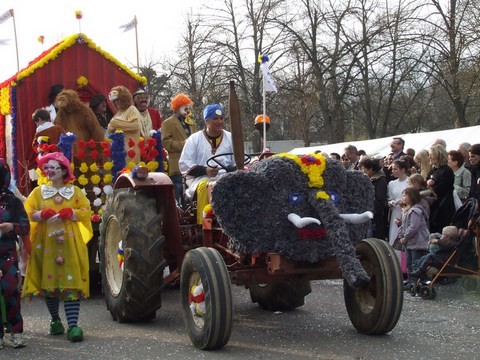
[290,125,480,157]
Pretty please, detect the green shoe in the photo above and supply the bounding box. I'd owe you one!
[49,319,65,335]
[67,326,83,342]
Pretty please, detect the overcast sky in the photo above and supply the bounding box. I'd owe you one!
[0,0,206,81]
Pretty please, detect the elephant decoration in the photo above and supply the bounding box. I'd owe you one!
[211,153,375,288]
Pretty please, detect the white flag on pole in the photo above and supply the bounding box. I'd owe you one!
[0,39,10,46]
[262,62,277,93]
[0,9,13,24]
[119,16,137,32]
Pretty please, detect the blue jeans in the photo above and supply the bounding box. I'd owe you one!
[406,249,427,282]
[170,174,184,205]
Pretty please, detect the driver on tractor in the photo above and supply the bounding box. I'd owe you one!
[179,104,235,224]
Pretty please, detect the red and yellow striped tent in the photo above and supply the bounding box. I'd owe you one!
[0,33,146,194]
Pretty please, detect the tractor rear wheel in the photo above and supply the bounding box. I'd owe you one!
[181,247,233,350]
[247,280,312,311]
[99,188,166,322]
[344,238,403,335]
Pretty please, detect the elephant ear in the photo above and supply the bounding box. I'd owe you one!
[211,171,278,253]
[344,171,375,243]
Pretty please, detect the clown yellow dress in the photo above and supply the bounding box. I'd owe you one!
[23,184,93,300]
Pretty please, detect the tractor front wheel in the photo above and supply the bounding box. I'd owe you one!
[180,247,233,350]
[344,238,403,335]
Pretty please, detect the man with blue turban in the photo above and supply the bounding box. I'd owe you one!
[179,104,235,223]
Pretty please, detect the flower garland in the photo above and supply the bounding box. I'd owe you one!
[17,34,146,85]
[275,153,330,200]
[151,130,165,172]
[0,86,10,115]
[109,131,126,182]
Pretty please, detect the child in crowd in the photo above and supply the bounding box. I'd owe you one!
[410,226,459,278]
[408,173,435,216]
[396,187,429,286]
[0,159,30,349]
[22,152,93,343]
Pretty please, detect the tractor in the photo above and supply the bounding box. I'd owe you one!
[98,81,403,350]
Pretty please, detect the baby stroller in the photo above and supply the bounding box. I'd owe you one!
[410,197,480,299]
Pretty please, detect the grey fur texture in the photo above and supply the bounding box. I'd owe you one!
[211,156,374,287]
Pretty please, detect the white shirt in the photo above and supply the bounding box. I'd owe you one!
[179,129,235,198]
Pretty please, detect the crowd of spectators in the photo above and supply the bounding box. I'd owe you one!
[329,139,480,286]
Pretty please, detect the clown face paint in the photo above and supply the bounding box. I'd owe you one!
[178,106,191,116]
[43,160,65,181]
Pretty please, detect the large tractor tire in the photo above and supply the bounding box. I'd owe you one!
[344,238,403,335]
[181,247,233,350]
[99,188,166,322]
[247,280,312,311]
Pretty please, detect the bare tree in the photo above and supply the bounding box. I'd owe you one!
[419,0,480,127]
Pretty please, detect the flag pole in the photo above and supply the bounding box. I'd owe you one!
[262,63,267,152]
[11,9,19,72]
[134,15,139,74]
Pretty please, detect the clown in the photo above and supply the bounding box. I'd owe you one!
[161,93,197,204]
[23,152,93,343]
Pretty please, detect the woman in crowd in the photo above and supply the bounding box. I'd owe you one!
[387,159,410,272]
[447,150,471,203]
[413,149,432,180]
[427,144,455,233]
[360,157,388,240]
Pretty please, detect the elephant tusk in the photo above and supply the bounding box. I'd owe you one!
[288,213,322,228]
[339,211,373,224]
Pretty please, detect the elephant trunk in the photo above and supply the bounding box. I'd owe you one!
[308,192,370,288]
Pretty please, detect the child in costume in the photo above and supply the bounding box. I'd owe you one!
[23,152,92,342]
[0,159,30,349]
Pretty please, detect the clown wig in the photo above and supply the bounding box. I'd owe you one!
[171,93,193,111]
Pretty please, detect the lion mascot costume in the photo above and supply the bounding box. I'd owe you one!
[54,89,105,144]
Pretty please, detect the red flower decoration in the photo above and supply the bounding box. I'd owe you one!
[88,139,96,149]
[147,138,156,147]
[91,214,101,223]
[101,141,110,149]
[128,149,136,159]
[128,138,135,148]
[91,150,99,160]
[76,150,86,160]
[138,140,145,150]
[78,140,86,149]
[300,155,320,166]
[103,149,112,157]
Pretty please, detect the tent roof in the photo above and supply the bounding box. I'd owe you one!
[290,126,480,157]
[0,33,145,88]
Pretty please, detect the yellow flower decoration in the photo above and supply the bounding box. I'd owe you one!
[98,209,103,215]
[275,153,329,200]
[103,174,113,184]
[1,86,11,115]
[103,161,113,171]
[78,174,88,186]
[76,76,88,88]
[147,161,158,172]
[71,162,75,171]
[126,161,136,169]
[90,162,99,173]
[17,34,146,84]
[79,162,89,173]
[91,174,101,185]
[138,161,147,167]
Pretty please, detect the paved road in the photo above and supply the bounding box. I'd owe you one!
[4,279,480,359]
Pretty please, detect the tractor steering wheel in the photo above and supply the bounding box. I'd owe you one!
[206,152,251,171]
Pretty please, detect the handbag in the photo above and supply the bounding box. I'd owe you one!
[391,236,404,251]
